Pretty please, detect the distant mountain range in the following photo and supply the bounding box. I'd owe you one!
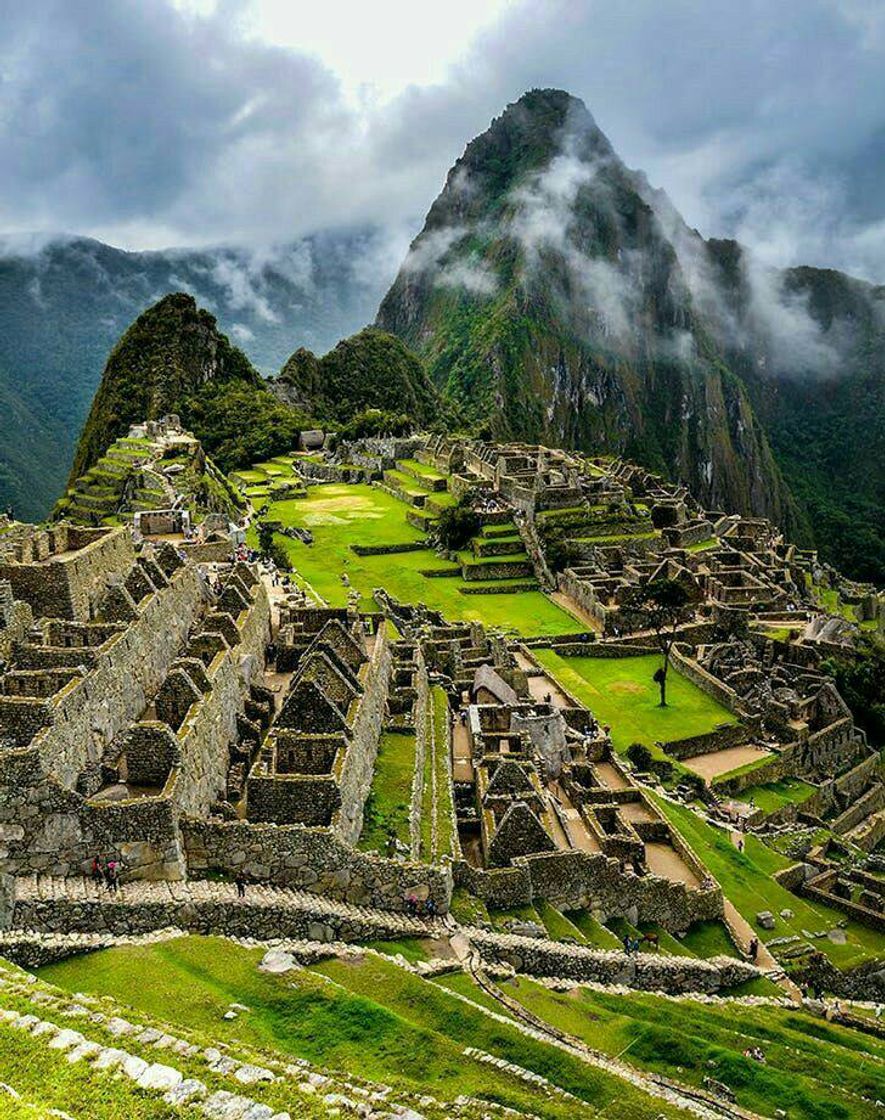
[3,89,884,583]
[377,89,885,583]
[0,229,396,520]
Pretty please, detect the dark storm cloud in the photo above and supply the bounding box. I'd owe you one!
[2,0,885,280]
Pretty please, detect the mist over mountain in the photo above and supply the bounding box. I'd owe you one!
[0,228,399,520]
[377,89,885,583]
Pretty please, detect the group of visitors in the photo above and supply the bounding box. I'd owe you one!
[743,1046,766,1063]
[90,855,120,892]
[404,893,436,918]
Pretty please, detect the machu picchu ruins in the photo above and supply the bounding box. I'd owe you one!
[4,47,885,1120]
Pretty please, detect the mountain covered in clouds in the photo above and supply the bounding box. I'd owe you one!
[377,89,885,583]
[0,229,395,520]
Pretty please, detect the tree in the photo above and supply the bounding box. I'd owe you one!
[433,495,481,553]
[257,521,275,558]
[624,578,693,707]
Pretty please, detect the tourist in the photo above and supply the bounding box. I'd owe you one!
[90,855,103,885]
[622,933,631,954]
[105,859,119,893]
[426,897,436,918]
[749,936,759,962]
[737,835,745,853]
[236,872,246,899]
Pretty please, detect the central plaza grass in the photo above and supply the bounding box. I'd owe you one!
[434,971,885,1120]
[256,483,583,637]
[651,794,885,967]
[38,937,689,1120]
[534,650,737,753]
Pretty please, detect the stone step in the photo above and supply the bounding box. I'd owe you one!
[10,876,441,944]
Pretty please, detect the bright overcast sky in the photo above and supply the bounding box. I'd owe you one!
[4,0,885,281]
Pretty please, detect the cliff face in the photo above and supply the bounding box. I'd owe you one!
[377,89,880,558]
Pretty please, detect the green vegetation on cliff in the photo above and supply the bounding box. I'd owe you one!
[69,293,309,484]
[277,326,441,426]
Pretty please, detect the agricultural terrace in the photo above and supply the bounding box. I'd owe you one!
[652,795,885,968]
[534,650,738,755]
[246,477,585,637]
[38,937,691,1120]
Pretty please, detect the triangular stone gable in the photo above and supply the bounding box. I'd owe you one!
[297,649,359,710]
[484,759,534,801]
[312,619,366,675]
[487,801,555,867]
[276,676,347,733]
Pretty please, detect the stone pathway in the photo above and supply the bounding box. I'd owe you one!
[10,876,442,943]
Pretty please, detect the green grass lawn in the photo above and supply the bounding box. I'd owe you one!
[534,651,737,754]
[38,938,689,1120]
[256,483,583,637]
[358,730,416,853]
[728,777,817,814]
[481,972,885,1120]
[650,795,885,967]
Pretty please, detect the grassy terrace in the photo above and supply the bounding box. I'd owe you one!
[534,650,737,754]
[358,729,416,853]
[254,482,584,637]
[727,777,817,814]
[650,795,885,967]
[39,938,690,1120]
[435,971,885,1120]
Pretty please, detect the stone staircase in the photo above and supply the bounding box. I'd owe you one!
[8,876,443,943]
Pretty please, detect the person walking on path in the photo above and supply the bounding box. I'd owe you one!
[236,872,246,899]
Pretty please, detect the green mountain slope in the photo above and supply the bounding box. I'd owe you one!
[70,293,308,482]
[276,326,440,424]
[376,88,884,581]
[0,229,392,520]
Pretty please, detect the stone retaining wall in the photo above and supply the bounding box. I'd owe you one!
[670,644,744,716]
[455,847,721,931]
[333,622,394,845]
[181,820,451,912]
[468,929,757,993]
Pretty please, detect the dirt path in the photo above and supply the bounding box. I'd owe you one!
[445,919,763,1120]
[683,745,773,781]
[645,841,701,888]
[527,672,571,708]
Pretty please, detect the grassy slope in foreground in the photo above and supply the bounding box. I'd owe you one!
[534,649,737,753]
[38,936,688,1120]
[435,971,885,1120]
[253,482,583,637]
[651,794,885,967]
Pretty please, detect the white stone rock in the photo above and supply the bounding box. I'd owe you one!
[259,949,298,974]
[47,1029,85,1051]
[223,1010,238,1020]
[66,1040,102,1062]
[93,1047,130,1070]
[234,1063,274,1085]
[122,1054,149,1080]
[163,1078,207,1104]
[136,1062,183,1091]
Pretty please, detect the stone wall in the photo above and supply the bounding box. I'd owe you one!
[182,820,451,911]
[663,722,749,761]
[455,848,721,931]
[172,583,271,819]
[0,526,134,622]
[468,929,757,993]
[333,622,394,845]
[6,563,206,789]
[669,644,744,716]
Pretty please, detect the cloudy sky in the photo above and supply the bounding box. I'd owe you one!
[3,0,885,280]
